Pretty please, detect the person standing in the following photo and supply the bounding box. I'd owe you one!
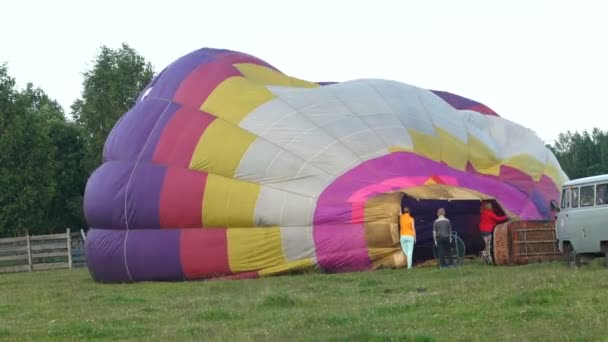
[399,207,416,269]
[479,202,508,260]
[433,208,454,268]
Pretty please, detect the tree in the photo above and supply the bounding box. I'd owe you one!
[0,66,58,235]
[0,64,88,237]
[71,43,155,174]
[45,119,87,232]
[550,128,608,179]
[1,43,155,238]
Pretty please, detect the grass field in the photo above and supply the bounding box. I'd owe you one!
[1,260,607,341]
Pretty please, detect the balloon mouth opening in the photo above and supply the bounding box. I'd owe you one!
[369,184,511,262]
[405,186,510,261]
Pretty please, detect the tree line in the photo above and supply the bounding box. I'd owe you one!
[0,43,606,237]
[548,129,608,180]
[1,43,153,237]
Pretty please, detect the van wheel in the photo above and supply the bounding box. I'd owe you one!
[602,244,608,268]
[564,244,581,268]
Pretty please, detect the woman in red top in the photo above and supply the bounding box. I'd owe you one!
[479,202,508,255]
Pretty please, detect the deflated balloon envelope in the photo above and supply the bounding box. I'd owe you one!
[83,48,568,283]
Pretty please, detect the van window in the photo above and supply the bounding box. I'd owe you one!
[597,184,608,205]
[580,185,595,207]
[572,188,579,208]
[561,188,571,208]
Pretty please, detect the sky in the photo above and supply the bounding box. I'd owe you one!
[1,0,607,143]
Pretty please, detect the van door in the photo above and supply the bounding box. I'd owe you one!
[574,185,596,253]
[590,183,608,252]
[557,187,571,248]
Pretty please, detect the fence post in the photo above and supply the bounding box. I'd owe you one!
[26,232,32,272]
[67,228,72,269]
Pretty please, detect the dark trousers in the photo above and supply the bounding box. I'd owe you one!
[437,237,453,267]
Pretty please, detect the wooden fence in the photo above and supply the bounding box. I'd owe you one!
[0,229,87,274]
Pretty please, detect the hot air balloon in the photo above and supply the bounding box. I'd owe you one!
[83,48,568,282]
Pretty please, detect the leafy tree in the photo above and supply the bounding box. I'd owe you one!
[1,43,154,238]
[550,128,608,179]
[71,43,154,174]
[0,65,57,236]
[46,119,87,232]
[0,64,87,237]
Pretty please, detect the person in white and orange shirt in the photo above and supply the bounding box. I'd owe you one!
[399,207,416,269]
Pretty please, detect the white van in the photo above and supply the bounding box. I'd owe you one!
[552,174,608,266]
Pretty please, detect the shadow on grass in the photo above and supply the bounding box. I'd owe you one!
[338,330,436,342]
[506,288,563,306]
[48,321,112,339]
[506,307,558,321]
[305,314,358,327]
[181,325,219,338]
[0,304,16,317]
[193,309,243,322]
[103,295,147,304]
[260,293,300,308]
[47,319,152,340]
[139,306,160,313]
[372,303,419,317]
[358,279,383,288]
[0,328,10,338]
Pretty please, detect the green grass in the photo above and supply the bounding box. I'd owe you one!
[1,260,607,341]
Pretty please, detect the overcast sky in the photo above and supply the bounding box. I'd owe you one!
[2,0,606,143]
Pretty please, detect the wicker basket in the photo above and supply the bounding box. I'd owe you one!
[492,222,511,265]
[492,220,561,265]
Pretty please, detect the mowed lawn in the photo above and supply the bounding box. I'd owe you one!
[1,260,607,341]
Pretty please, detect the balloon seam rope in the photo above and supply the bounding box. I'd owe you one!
[276,96,365,164]
[362,81,420,196]
[122,99,172,282]
[328,83,394,154]
[278,84,379,266]
[364,81,413,151]
[350,81,412,201]
[255,110,337,177]
[271,87,366,177]
[276,82,393,264]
